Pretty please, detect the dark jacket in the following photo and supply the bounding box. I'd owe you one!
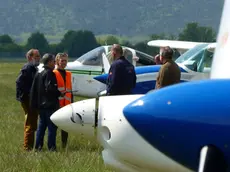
[155,59,181,89]
[106,56,136,95]
[30,66,61,110]
[16,62,37,102]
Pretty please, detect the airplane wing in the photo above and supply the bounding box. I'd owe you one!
[147,40,210,54]
[147,40,207,50]
[210,0,230,79]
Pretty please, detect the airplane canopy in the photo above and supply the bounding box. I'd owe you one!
[76,46,106,66]
[175,43,214,73]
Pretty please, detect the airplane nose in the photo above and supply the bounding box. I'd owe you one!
[50,98,97,139]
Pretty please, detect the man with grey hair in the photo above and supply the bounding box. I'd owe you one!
[16,49,40,151]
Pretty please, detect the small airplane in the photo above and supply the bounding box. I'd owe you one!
[38,45,155,97]
[37,40,207,98]
[51,0,230,171]
[94,42,216,95]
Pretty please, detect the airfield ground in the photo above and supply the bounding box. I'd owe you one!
[0,61,114,172]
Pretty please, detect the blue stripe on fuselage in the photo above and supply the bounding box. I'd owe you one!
[123,79,230,171]
[132,80,187,94]
[134,65,188,75]
[94,65,188,84]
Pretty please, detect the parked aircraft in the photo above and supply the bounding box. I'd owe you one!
[94,42,216,95]
[37,39,206,98]
[38,46,154,97]
[51,0,230,171]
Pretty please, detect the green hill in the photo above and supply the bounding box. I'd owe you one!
[0,0,224,38]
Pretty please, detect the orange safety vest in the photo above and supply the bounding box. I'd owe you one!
[53,69,72,108]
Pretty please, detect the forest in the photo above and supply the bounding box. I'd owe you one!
[0,22,217,58]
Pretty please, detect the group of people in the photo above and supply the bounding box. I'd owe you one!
[15,44,181,151]
[106,44,181,95]
[16,50,72,151]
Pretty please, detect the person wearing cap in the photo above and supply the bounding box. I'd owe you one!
[155,46,181,89]
[30,53,63,151]
[53,53,73,149]
[106,44,136,95]
[16,49,40,151]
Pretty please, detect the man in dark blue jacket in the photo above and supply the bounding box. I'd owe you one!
[106,44,136,95]
[16,49,40,151]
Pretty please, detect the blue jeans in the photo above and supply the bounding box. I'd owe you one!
[35,109,57,151]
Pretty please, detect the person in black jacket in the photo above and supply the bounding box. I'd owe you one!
[30,53,63,151]
[106,44,136,95]
[16,49,40,151]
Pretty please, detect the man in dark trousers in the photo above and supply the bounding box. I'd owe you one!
[106,44,136,95]
[53,53,73,149]
[30,53,63,151]
[155,46,181,89]
[16,49,40,151]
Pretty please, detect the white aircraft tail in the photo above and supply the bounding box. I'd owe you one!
[210,0,230,79]
[102,53,110,73]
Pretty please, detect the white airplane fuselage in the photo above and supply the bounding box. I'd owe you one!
[50,95,193,172]
[38,45,154,98]
[66,61,106,97]
[50,0,230,170]
[38,42,215,98]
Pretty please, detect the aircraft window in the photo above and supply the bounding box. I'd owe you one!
[123,49,133,64]
[175,43,213,72]
[197,50,213,73]
[135,51,155,66]
[76,47,105,66]
[172,49,181,61]
[175,43,209,64]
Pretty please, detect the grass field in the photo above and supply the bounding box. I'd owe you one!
[0,62,114,172]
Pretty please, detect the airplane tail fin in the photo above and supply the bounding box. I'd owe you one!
[210,0,230,79]
[102,53,110,73]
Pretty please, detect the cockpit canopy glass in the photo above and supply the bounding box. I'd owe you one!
[175,43,214,73]
[76,47,105,66]
[135,51,155,66]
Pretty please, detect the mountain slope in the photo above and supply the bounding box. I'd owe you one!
[0,0,224,36]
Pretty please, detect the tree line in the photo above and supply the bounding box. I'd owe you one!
[0,22,217,58]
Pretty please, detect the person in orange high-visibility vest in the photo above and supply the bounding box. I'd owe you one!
[53,53,73,148]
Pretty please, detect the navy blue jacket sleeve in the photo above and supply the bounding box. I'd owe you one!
[133,70,137,88]
[16,68,26,97]
[16,64,35,101]
[29,72,40,109]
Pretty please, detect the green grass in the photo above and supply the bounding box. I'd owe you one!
[0,62,114,172]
